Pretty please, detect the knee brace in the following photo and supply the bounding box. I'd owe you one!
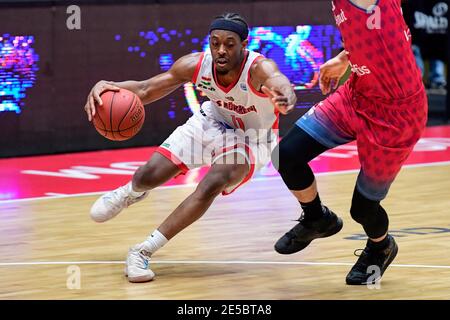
[272,126,328,191]
[350,188,389,239]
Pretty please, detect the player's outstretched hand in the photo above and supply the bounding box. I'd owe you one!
[261,86,295,115]
[84,80,121,122]
[319,53,349,95]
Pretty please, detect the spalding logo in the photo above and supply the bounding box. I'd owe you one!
[131,106,143,123]
[433,2,448,17]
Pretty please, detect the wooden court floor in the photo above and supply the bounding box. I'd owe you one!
[0,164,449,299]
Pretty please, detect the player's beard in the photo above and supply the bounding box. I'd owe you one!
[215,66,230,75]
[215,56,241,75]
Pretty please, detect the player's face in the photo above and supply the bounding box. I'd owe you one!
[210,30,248,75]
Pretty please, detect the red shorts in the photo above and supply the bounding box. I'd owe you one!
[297,81,428,200]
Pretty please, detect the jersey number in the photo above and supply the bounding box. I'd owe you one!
[231,115,245,130]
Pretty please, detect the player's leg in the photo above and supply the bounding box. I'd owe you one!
[345,148,404,285]
[273,84,356,254]
[125,105,252,282]
[89,108,203,223]
[272,126,344,254]
[159,153,249,239]
[90,152,182,223]
[126,152,249,283]
[346,184,397,285]
[345,93,427,285]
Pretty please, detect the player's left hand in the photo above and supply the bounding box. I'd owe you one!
[319,53,349,95]
[261,86,295,115]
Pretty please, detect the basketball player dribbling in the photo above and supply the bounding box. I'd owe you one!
[83,13,297,283]
[272,0,428,284]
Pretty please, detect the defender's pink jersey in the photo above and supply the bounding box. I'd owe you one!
[332,0,424,100]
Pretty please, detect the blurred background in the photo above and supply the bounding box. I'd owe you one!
[0,0,448,158]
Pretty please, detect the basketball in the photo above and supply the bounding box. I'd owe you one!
[92,89,145,141]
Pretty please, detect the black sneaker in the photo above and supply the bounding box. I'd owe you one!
[274,207,343,254]
[346,234,398,285]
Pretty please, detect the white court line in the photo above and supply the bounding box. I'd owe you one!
[1,160,450,205]
[1,260,450,270]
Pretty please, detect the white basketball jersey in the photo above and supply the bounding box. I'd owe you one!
[192,50,279,133]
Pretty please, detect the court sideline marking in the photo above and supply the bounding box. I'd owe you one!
[1,260,450,270]
[1,161,449,271]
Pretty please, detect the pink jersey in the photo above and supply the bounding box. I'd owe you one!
[332,0,424,100]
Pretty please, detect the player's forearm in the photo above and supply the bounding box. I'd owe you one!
[265,75,297,106]
[139,76,185,105]
[108,80,147,102]
[111,76,183,105]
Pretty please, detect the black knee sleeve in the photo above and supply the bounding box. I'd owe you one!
[350,188,389,239]
[272,126,328,190]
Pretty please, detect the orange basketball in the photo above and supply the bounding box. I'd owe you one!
[92,89,145,141]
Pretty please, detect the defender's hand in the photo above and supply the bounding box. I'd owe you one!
[261,86,295,115]
[84,80,120,121]
[319,54,349,95]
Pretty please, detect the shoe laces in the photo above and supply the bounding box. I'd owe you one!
[285,212,307,239]
[129,246,151,269]
[353,248,365,257]
[292,206,330,225]
[106,186,142,210]
[353,246,384,270]
[293,211,305,223]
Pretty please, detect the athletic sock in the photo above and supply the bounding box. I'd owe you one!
[127,181,145,198]
[142,229,168,255]
[300,194,326,222]
[367,234,390,251]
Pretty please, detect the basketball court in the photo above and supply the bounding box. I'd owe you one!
[1,0,450,303]
[1,125,449,299]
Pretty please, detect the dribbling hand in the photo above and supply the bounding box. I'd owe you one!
[84,80,121,122]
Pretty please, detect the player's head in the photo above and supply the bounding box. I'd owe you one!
[209,13,249,75]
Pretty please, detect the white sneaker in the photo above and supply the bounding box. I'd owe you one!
[90,183,149,223]
[125,243,155,283]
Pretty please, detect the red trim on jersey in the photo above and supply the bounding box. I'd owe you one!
[272,110,280,130]
[213,50,249,94]
[191,52,205,84]
[155,147,189,174]
[247,55,269,98]
[212,143,256,196]
[247,55,279,130]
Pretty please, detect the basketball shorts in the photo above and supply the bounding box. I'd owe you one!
[297,81,428,201]
[155,101,277,195]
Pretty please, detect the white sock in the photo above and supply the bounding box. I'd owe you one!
[142,230,168,255]
[127,181,145,198]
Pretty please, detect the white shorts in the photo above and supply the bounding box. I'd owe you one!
[155,102,278,195]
